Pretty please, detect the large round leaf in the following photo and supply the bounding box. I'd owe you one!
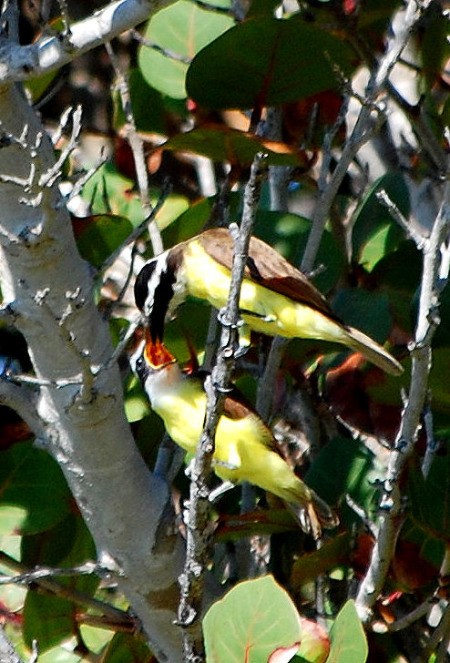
[138,0,234,99]
[203,575,329,663]
[187,16,355,109]
[327,600,368,663]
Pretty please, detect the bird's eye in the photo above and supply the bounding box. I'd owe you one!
[134,355,146,379]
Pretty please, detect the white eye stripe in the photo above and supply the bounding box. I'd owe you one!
[143,252,170,315]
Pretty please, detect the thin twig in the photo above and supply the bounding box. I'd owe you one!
[105,41,163,256]
[57,0,71,35]
[0,552,132,625]
[178,154,268,661]
[424,602,450,662]
[355,162,450,622]
[99,181,171,275]
[376,189,427,249]
[386,80,448,175]
[301,0,434,274]
[131,29,192,64]
[421,398,439,477]
[0,560,101,585]
[40,106,83,188]
[388,594,439,632]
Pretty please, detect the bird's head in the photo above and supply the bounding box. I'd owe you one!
[134,250,184,343]
[131,328,177,384]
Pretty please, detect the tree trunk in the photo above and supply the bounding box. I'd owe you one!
[0,82,184,662]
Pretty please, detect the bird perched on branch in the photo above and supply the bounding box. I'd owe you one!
[133,334,338,539]
[134,227,403,376]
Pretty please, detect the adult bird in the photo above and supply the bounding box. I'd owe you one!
[134,227,403,376]
[133,334,338,539]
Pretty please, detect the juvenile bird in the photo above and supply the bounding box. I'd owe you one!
[134,228,403,376]
[133,334,338,539]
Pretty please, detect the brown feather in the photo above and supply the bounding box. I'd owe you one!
[197,228,341,322]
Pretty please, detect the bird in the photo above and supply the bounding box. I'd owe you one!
[133,333,339,539]
[134,227,403,376]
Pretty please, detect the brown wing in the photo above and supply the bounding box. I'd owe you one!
[223,390,280,453]
[197,228,340,322]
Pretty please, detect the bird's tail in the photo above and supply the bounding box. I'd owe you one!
[286,490,339,540]
[343,325,403,376]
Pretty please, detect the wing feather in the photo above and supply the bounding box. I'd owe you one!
[197,228,340,322]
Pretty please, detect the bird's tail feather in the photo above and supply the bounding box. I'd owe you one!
[286,490,339,539]
[344,325,403,376]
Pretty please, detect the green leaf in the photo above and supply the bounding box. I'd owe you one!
[370,239,420,334]
[81,162,189,230]
[22,515,98,652]
[420,4,450,91]
[161,126,309,167]
[306,437,379,522]
[113,68,167,135]
[187,16,355,110]
[247,0,282,17]
[203,575,329,663]
[327,600,368,663]
[138,0,234,99]
[0,443,71,534]
[23,592,75,652]
[426,349,450,416]
[291,533,353,588]
[407,450,450,542]
[101,632,153,663]
[331,289,392,344]
[352,173,409,272]
[75,214,133,268]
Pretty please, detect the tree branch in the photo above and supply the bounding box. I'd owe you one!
[105,40,163,256]
[301,0,434,274]
[178,153,268,661]
[0,0,172,83]
[0,377,47,442]
[0,551,133,626]
[0,625,24,663]
[355,162,450,622]
[0,81,184,661]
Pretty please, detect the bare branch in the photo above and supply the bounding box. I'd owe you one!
[56,0,71,35]
[0,551,133,626]
[355,162,450,622]
[40,106,83,188]
[178,154,268,660]
[376,188,427,249]
[388,594,439,632]
[301,0,434,274]
[0,0,172,83]
[424,602,450,662]
[0,560,101,585]
[0,624,24,663]
[0,377,47,441]
[105,41,163,256]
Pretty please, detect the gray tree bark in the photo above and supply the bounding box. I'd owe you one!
[0,5,184,658]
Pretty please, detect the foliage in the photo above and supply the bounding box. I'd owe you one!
[0,0,449,662]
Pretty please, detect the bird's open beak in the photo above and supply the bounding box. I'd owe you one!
[143,330,176,369]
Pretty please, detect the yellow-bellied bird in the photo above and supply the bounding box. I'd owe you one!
[133,335,338,539]
[134,228,403,376]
